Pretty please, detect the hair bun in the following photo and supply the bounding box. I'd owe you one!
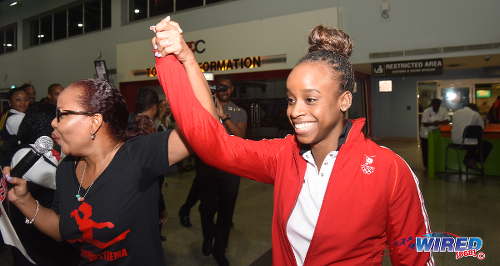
[308,25,352,58]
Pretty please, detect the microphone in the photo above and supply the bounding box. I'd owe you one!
[11,136,54,178]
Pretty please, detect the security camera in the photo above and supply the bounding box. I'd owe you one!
[381,0,390,19]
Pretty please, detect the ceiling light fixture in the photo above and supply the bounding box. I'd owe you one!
[446,91,458,101]
[9,1,19,7]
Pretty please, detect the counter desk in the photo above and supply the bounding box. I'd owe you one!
[427,124,500,178]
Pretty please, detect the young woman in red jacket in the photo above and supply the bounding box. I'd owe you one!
[152,18,434,266]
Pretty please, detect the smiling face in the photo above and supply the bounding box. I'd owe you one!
[51,86,96,156]
[286,61,352,148]
[9,90,29,113]
[24,86,36,104]
[215,79,234,103]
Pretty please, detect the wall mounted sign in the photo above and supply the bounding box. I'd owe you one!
[198,56,261,72]
[133,54,287,77]
[372,58,443,76]
[186,40,205,54]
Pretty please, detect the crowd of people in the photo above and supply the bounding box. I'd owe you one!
[13,14,500,266]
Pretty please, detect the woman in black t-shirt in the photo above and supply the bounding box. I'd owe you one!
[3,79,193,265]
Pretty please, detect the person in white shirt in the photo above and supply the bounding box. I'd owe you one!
[420,98,449,168]
[451,104,492,169]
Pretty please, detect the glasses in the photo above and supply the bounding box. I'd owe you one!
[56,108,96,122]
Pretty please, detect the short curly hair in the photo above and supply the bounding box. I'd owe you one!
[70,79,129,140]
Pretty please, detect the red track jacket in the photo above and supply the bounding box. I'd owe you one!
[157,56,434,265]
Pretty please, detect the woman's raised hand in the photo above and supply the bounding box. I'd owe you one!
[151,16,194,63]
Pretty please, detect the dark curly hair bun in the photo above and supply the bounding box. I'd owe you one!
[308,25,352,58]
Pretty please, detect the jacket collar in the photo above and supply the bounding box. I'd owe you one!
[343,118,366,149]
[298,118,365,155]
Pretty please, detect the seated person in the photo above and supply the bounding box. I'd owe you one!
[451,104,492,169]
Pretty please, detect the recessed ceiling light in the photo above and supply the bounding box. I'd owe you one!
[77,23,83,27]
[134,9,140,14]
[446,91,458,101]
[9,1,19,7]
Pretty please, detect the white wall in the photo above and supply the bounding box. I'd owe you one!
[117,8,338,82]
[337,0,500,64]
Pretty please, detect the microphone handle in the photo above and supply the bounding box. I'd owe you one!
[11,150,41,178]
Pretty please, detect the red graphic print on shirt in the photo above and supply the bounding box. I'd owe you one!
[68,202,131,262]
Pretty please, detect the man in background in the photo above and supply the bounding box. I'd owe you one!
[452,103,492,169]
[420,98,449,169]
[17,83,63,147]
[179,78,247,266]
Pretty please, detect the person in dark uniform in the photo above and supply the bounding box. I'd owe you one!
[199,78,247,266]
[177,80,247,222]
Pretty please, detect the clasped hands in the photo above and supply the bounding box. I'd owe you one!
[150,16,194,63]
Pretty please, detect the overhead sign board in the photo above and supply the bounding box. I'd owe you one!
[372,58,443,76]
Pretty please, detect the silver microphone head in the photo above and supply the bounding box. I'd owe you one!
[33,136,54,154]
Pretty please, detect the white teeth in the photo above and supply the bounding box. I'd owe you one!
[294,122,314,130]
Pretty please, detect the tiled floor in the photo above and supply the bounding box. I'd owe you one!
[376,138,499,266]
[1,138,498,265]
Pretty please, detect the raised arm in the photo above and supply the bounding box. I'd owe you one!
[152,18,217,120]
[152,18,284,184]
[151,18,215,166]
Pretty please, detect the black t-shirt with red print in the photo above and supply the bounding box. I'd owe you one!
[53,130,171,265]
